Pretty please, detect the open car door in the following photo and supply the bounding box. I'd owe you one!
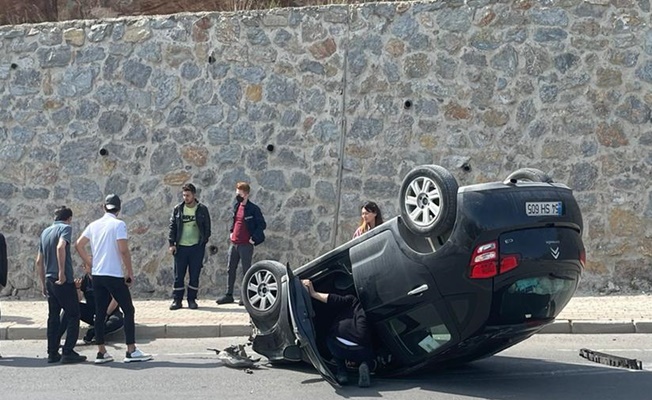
[286,264,339,386]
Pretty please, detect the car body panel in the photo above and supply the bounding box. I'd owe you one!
[286,265,339,386]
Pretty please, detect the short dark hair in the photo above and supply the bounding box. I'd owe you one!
[182,183,197,194]
[54,206,73,221]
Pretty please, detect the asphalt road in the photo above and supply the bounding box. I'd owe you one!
[1,335,651,400]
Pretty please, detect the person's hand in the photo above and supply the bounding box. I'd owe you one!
[125,273,134,287]
[301,279,314,294]
[249,238,254,245]
[55,272,66,285]
[74,278,82,289]
[41,286,47,298]
[169,245,176,255]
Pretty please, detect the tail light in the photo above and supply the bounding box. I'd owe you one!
[469,241,521,279]
[470,241,498,278]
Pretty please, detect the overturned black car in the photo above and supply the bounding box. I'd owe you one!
[242,165,585,385]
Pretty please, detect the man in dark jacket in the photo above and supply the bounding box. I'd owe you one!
[302,279,372,387]
[168,183,211,310]
[216,182,266,306]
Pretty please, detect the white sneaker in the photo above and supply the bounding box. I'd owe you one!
[124,348,152,363]
[95,351,114,364]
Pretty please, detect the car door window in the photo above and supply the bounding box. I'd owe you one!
[385,304,451,361]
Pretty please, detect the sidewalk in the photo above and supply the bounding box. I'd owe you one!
[2,295,652,340]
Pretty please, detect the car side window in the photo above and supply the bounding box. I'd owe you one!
[385,304,452,360]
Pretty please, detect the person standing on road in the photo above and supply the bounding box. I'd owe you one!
[216,182,266,306]
[352,201,383,239]
[168,183,211,310]
[36,206,86,364]
[75,194,151,364]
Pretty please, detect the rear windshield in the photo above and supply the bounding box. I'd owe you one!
[385,304,452,361]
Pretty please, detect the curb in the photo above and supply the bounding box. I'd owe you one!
[4,320,652,341]
[538,320,652,334]
[1,323,252,341]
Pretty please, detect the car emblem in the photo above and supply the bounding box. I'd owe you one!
[550,246,560,259]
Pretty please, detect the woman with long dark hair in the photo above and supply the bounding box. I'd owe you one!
[353,201,383,239]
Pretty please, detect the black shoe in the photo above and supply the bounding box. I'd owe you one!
[47,352,61,363]
[188,299,198,309]
[358,361,371,388]
[238,298,244,306]
[216,294,234,304]
[61,351,87,364]
[335,359,349,385]
[169,299,182,310]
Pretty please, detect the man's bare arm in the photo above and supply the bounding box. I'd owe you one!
[55,237,67,284]
[35,252,46,297]
[75,236,92,267]
[117,239,133,283]
[302,279,329,303]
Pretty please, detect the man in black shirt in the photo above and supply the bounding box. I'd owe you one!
[302,279,372,387]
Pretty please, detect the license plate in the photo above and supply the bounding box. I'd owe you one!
[525,201,562,216]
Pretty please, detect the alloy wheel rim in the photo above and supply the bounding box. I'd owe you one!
[246,269,278,311]
[404,176,442,228]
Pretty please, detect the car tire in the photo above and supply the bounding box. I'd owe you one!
[242,260,285,332]
[504,168,553,184]
[399,164,458,236]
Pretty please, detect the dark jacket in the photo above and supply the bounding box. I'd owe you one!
[168,202,212,246]
[230,200,266,246]
[0,233,6,287]
[327,294,370,347]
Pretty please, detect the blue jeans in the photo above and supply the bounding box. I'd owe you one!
[46,279,79,355]
[172,244,205,301]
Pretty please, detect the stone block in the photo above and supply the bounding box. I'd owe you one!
[538,320,572,334]
[219,324,252,337]
[166,324,220,338]
[571,321,635,334]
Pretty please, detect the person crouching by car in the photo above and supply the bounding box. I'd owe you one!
[301,279,372,387]
[59,264,124,345]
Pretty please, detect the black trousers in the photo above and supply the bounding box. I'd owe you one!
[92,275,136,346]
[326,334,373,364]
[46,279,79,355]
[60,303,124,342]
[172,244,205,301]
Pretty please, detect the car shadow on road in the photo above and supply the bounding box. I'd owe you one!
[285,355,652,399]
[370,356,651,399]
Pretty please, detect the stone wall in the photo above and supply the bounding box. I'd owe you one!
[0,0,651,298]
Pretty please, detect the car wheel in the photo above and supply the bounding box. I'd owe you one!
[242,260,285,332]
[399,164,458,236]
[504,168,553,184]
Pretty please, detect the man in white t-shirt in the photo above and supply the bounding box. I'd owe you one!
[75,194,151,364]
